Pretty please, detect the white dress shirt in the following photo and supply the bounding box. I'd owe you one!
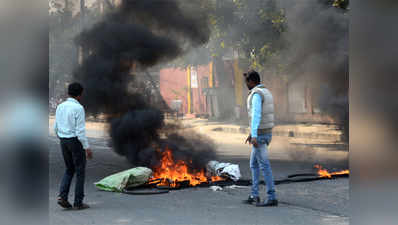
[54,98,90,149]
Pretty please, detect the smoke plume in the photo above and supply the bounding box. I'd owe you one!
[73,0,216,171]
[280,0,349,141]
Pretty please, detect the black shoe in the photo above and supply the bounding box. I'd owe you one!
[57,197,72,209]
[242,195,260,205]
[256,199,278,207]
[73,203,90,210]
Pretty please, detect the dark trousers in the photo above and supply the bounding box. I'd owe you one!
[59,137,86,205]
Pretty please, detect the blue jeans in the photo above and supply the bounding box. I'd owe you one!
[250,133,276,200]
[59,137,86,205]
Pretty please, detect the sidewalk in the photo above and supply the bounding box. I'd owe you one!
[181,118,343,141]
[50,115,344,143]
[180,118,348,152]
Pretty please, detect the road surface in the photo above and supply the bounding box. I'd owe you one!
[49,119,349,225]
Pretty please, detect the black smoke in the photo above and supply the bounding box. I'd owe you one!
[73,0,216,172]
[280,0,349,141]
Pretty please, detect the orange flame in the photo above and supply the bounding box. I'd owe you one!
[314,165,349,178]
[149,148,224,187]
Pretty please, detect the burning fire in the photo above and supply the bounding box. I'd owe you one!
[149,148,224,187]
[314,165,349,178]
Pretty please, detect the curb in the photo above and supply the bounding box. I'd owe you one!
[211,126,342,141]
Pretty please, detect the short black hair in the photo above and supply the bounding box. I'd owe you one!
[244,70,261,84]
[68,82,84,97]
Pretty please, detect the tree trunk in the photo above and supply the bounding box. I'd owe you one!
[80,0,85,19]
[144,70,170,112]
[79,0,88,64]
[214,56,235,120]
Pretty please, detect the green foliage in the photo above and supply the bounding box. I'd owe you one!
[221,0,286,71]
[176,0,348,74]
[332,0,349,9]
[175,0,287,73]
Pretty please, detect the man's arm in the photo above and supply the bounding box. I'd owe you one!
[54,119,58,136]
[76,107,90,150]
[251,93,262,138]
[251,93,262,147]
[54,108,59,138]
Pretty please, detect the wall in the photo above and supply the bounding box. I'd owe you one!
[159,64,211,115]
[286,74,336,124]
[160,61,336,124]
[159,67,188,114]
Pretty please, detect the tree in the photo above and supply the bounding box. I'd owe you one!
[332,0,349,9]
[172,0,287,73]
[50,0,103,105]
[50,0,80,104]
[175,0,348,73]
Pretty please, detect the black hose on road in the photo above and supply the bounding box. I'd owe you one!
[122,188,170,195]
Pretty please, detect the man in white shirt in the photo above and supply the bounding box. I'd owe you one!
[54,82,92,210]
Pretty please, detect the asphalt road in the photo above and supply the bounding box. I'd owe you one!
[49,120,349,225]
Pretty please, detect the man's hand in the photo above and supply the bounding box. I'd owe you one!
[251,137,259,148]
[245,135,252,144]
[86,149,93,160]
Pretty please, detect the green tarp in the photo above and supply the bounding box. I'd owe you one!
[94,167,152,192]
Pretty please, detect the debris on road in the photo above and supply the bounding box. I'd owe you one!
[95,167,152,192]
[225,185,249,189]
[206,160,241,181]
[94,162,348,195]
[209,186,223,191]
[147,149,224,188]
